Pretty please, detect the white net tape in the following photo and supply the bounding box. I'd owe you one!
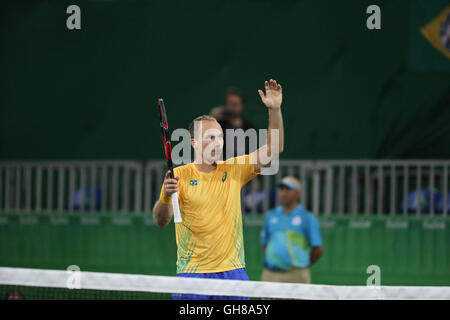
[1,267,449,300]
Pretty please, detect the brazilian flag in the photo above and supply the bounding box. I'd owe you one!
[408,0,450,72]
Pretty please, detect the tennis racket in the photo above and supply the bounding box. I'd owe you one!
[158,98,182,224]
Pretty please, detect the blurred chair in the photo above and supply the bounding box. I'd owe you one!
[400,188,443,215]
[244,188,276,214]
[435,191,450,214]
[70,187,102,211]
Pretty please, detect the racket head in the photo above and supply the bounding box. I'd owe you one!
[158,98,174,178]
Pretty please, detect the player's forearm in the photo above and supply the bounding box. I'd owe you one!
[266,108,284,155]
[153,200,173,227]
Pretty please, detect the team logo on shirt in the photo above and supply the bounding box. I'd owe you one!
[222,171,228,183]
[292,216,302,226]
[189,179,198,186]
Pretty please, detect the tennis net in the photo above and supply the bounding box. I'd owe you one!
[1,267,449,300]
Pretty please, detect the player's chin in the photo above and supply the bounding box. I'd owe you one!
[205,153,222,164]
[213,151,223,161]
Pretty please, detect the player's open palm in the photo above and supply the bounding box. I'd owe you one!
[258,79,282,109]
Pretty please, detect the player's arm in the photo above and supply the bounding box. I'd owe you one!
[255,79,284,171]
[152,170,180,227]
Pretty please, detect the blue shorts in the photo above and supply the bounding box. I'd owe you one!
[171,268,251,300]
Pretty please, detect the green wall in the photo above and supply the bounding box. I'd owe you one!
[1,0,450,160]
[1,212,449,286]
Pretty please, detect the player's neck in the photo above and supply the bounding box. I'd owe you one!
[194,162,218,173]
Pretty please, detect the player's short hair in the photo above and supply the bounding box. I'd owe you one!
[189,115,218,139]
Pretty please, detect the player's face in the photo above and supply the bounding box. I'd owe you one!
[193,120,224,164]
[279,185,300,206]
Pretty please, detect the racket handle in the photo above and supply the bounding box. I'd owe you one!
[171,192,182,224]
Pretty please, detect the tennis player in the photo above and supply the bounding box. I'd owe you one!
[153,79,284,300]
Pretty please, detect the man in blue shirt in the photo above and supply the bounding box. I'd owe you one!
[261,176,323,283]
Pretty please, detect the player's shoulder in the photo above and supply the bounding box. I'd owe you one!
[218,153,255,171]
[221,153,254,165]
[173,163,195,176]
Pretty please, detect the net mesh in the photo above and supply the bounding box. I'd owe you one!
[1,285,170,300]
[1,267,449,300]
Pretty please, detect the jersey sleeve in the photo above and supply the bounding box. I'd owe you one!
[307,215,323,248]
[159,183,171,202]
[227,152,260,186]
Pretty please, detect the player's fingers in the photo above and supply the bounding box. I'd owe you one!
[165,185,178,192]
[258,89,265,99]
[277,84,282,92]
[165,182,178,189]
[270,79,277,90]
[175,176,180,181]
[264,81,269,92]
[165,178,178,185]
[164,180,176,188]
[166,188,178,195]
[164,171,171,179]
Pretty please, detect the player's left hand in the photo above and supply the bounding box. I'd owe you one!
[258,79,282,110]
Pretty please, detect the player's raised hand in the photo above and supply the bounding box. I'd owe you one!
[258,79,282,110]
[163,170,179,197]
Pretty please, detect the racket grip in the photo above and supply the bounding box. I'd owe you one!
[171,192,182,223]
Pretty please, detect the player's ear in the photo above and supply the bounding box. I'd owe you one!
[191,138,196,149]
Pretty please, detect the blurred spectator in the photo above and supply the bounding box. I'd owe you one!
[210,87,255,159]
[261,176,323,284]
[7,290,23,300]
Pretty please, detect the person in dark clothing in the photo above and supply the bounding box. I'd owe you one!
[210,88,255,159]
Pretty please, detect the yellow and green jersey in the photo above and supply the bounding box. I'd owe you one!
[160,153,260,274]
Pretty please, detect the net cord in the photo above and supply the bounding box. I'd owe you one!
[1,267,449,300]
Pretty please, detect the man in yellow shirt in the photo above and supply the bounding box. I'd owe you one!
[153,79,284,300]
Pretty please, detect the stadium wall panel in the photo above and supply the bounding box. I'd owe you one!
[1,0,450,160]
[0,212,448,286]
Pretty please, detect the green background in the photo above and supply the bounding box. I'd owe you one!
[1,212,449,286]
[1,0,450,160]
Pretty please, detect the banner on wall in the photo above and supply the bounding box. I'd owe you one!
[408,0,450,72]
